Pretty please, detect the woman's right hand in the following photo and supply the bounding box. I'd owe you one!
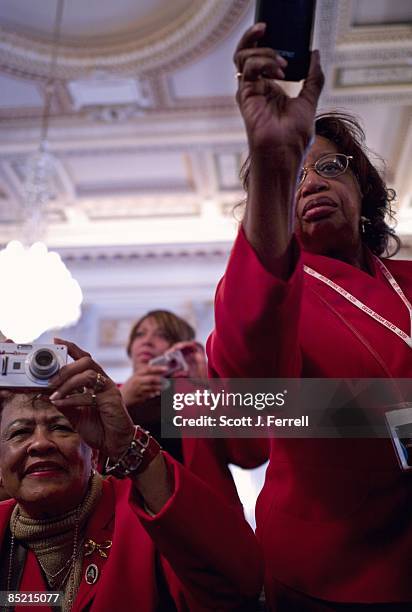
[234,23,324,154]
[234,24,324,274]
[121,364,168,407]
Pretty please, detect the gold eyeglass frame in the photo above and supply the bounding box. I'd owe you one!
[298,153,353,187]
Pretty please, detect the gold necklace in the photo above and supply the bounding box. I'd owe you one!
[7,505,81,608]
[36,553,74,587]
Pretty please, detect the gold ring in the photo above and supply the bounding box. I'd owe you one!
[94,372,106,392]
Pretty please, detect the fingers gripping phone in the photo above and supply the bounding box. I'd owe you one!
[255,0,317,81]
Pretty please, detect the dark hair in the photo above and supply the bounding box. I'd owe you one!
[126,310,195,357]
[240,111,400,257]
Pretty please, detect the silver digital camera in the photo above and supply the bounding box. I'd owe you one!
[0,343,67,388]
[149,349,188,377]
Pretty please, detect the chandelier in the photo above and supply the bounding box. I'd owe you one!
[0,0,83,343]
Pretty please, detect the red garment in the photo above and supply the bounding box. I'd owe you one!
[0,453,262,611]
[207,228,412,606]
[182,437,269,510]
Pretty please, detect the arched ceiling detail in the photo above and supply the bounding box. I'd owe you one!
[0,0,250,79]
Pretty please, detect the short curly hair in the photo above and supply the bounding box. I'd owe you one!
[240,111,400,257]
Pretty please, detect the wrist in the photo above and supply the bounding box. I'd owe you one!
[250,147,304,176]
[249,140,306,161]
[105,426,162,479]
[110,425,135,461]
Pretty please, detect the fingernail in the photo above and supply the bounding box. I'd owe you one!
[278,56,288,67]
[50,391,60,401]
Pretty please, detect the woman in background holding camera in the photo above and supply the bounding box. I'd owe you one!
[122,310,249,509]
[121,310,206,462]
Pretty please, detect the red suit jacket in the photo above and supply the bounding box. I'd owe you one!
[207,228,412,605]
[0,454,262,611]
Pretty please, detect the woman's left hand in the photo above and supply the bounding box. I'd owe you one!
[49,338,135,459]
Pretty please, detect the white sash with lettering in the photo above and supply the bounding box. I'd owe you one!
[304,257,412,349]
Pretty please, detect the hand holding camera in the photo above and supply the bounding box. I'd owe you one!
[234,20,323,155]
[121,348,194,411]
[0,339,135,459]
[48,339,135,459]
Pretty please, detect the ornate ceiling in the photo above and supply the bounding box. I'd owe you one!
[0,0,411,256]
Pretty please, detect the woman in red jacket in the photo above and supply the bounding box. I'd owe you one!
[207,23,412,611]
[0,339,262,611]
[120,309,250,508]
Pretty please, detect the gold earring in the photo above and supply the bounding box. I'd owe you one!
[360,216,370,234]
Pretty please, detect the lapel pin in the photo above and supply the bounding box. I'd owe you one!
[85,563,99,585]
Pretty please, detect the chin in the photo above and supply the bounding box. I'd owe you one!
[298,219,345,253]
[22,482,67,502]
[22,476,72,498]
[298,228,333,253]
[20,486,83,518]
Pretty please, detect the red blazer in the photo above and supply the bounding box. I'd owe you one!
[207,228,412,605]
[182,437,269,511]
[0,454,262,611]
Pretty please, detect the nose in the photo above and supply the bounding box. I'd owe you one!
[299,168,329,197]
[27,427,56,455]
[139,333,155,347]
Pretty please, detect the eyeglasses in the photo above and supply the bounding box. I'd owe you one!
[297,153,353,187]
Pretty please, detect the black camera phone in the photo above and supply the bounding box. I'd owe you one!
[255,0,317,81]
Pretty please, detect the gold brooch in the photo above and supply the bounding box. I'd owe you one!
[84,539,112,559]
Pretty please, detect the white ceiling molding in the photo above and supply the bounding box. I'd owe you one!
[335,0,412,46]
[0,0,250,79]
[316,0,412,105]
[48,241,232,263]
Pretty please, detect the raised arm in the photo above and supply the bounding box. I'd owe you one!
[235,23,323,277]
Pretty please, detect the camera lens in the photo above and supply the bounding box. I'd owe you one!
[28,348,59,379]
[35,351,53,367]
